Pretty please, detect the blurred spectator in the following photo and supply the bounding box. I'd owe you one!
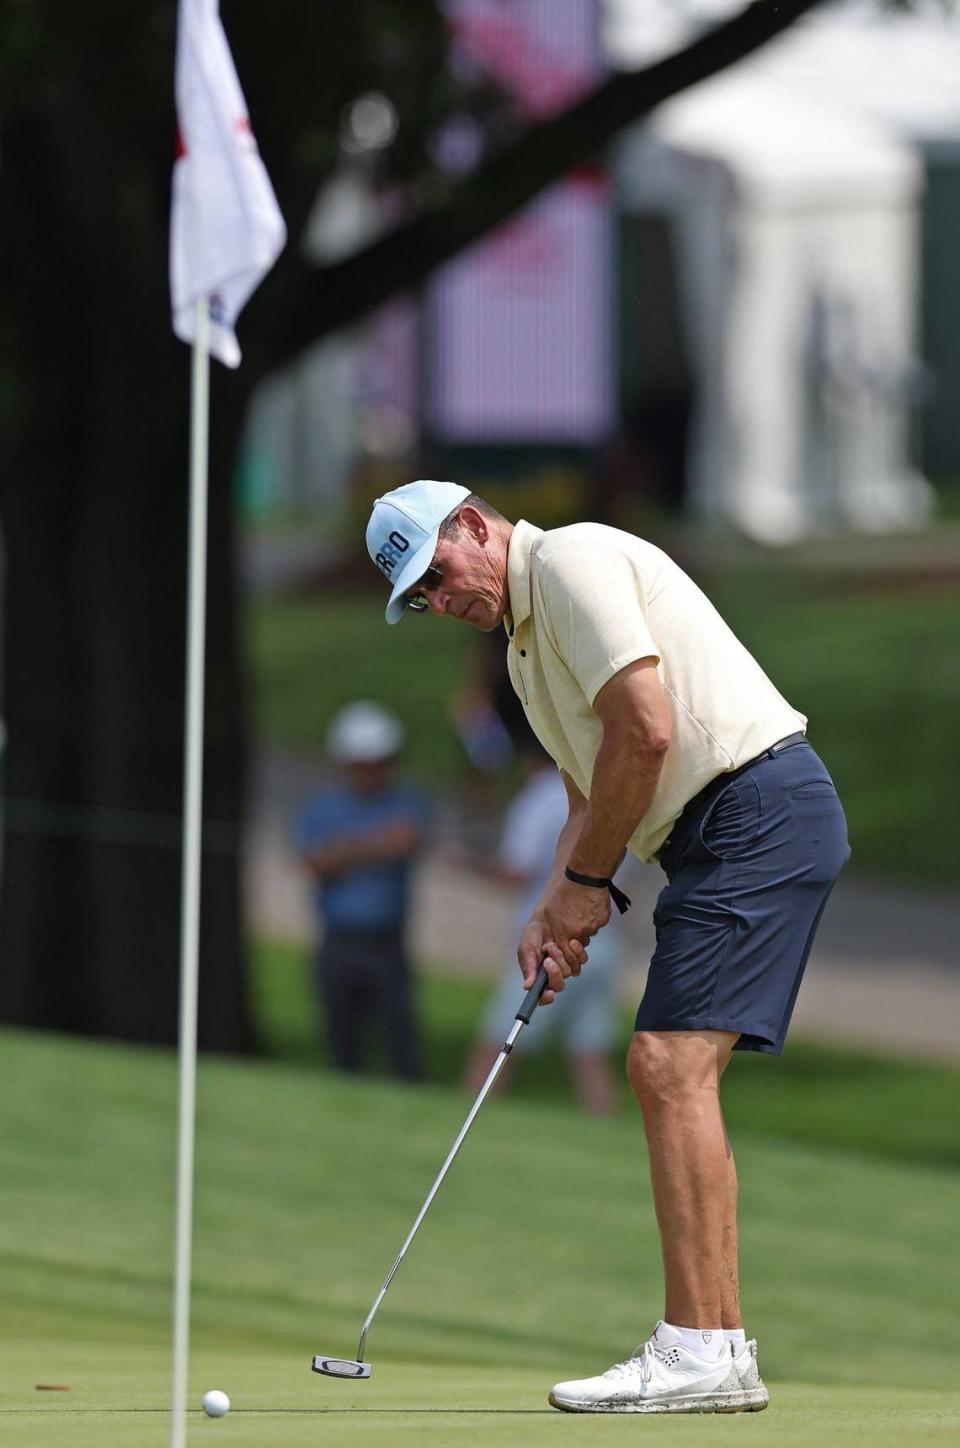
[448,627,529,774]
[446,628,530,852]
[457,741,630,1115]
[296,702,430,1080]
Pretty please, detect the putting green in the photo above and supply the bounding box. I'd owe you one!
[2,1342,958,1446]
[0,1028,957,1445]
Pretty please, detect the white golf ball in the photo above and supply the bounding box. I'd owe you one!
[202,1389,230,1418]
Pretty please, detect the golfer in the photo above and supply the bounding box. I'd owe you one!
[366,480,850,1415]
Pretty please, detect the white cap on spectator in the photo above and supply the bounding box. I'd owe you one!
[326,702,404,763]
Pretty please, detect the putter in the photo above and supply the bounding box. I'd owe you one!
[312,963,550,1380]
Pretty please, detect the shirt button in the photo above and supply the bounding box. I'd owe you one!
[520,649,526,657]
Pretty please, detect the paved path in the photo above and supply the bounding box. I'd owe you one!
[248,751,960,1063]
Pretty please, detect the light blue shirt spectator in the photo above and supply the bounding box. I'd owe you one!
[296,781,431,934]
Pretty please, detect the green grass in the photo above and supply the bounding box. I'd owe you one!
[704,574,959,882]
[254,939,960,1171]
[247,575,960,883]
[931,473,960,519]
[0,1023,958,1446]
[248,593,471,780]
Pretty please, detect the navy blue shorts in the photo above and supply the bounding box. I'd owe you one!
[635,738,850,1054]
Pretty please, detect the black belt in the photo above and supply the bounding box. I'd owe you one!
[756,730,807,761]
[692,731,808,802]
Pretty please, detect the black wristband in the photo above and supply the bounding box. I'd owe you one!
[564,866,632,915]
[564,866,609,889]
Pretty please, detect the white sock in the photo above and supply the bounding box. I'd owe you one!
[663,1321,726,1361]
[724,1328,747,1351]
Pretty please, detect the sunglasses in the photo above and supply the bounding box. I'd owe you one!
[403,562,444,613]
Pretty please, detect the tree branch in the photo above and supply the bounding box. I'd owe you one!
[261,0,824,367]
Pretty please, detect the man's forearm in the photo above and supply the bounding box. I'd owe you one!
[566,731,667,877]
[306,822,420,877]
[526,809,588,922]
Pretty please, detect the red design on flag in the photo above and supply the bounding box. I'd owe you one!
[169,0,286,367]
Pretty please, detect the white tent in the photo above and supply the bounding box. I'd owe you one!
[611,6,960,540]
[607,1,960,143]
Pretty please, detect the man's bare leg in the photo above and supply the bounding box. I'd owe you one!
[719,1110,743,1329]
[461,1041,515,1097]
[627,1029,739,1327]
[570,1050,619,1115]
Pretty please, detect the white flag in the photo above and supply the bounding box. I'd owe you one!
[170,0,286,368]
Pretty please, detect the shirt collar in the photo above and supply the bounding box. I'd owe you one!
[504,518,543,638]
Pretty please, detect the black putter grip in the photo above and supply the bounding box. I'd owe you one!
[515,965,550,1025]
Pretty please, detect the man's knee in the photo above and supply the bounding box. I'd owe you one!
[627,1031,681,1106]
[626,1030,732,1108]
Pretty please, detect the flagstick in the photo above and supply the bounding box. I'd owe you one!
[171,296,211,1448]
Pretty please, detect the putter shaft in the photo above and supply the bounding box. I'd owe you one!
[355,965,549,1364]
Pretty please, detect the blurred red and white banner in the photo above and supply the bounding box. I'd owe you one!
[170,0,286,367]
[425,0,612,443]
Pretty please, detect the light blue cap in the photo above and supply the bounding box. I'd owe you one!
[366,480,470,624]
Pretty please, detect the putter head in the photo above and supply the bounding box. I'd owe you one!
[311,1354,372,1380]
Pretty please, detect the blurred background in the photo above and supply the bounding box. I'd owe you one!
[0,0,958,1432]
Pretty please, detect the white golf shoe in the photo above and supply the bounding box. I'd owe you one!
[549,1321,744,1414]
[732,1338,769,1411]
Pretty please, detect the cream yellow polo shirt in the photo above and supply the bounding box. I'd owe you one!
[504,520,806,862]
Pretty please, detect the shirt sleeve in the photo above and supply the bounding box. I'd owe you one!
[402,787,433,842]
[536,537,660,705]
[294,797,335,852]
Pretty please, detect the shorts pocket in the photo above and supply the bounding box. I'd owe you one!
[789,779,839,815]
[699,778,760,860]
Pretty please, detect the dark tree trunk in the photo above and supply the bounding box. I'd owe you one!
[0,99,255,1051]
